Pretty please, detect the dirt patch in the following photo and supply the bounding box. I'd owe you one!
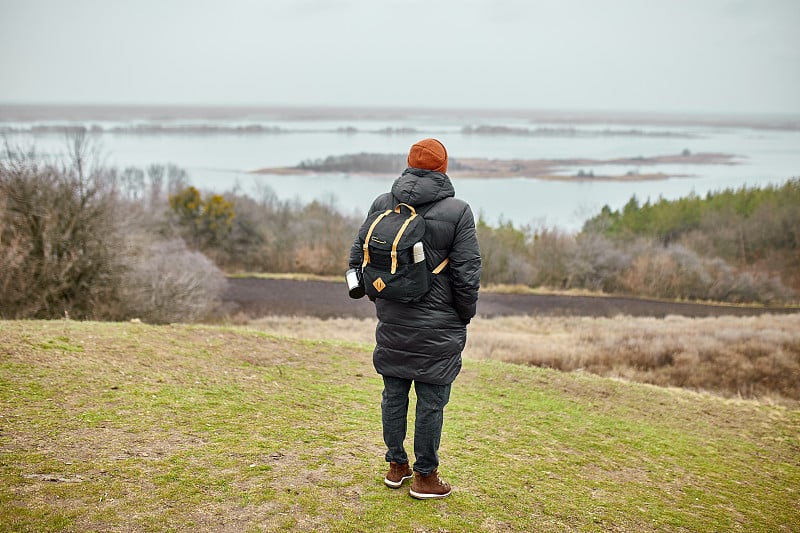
[223,277,798,320]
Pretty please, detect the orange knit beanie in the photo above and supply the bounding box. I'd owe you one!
[407,138,448,173]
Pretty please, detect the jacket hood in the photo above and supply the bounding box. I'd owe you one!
[391,168,455,206]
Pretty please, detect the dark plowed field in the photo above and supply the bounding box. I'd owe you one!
[223,277,798,319]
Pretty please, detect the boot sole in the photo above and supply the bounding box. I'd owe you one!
[409,488,451,499]
[384,474,412,488]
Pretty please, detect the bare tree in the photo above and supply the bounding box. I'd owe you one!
[0,135,125,318]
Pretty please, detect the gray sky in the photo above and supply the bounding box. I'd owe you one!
[1,0,798,114]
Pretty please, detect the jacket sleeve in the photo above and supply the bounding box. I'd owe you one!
[349,196,383,270]
[449,204,482,323]
[349,227,365,270]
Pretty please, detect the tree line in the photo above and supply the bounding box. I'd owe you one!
[478,179,799,303]
[583,180,800,294]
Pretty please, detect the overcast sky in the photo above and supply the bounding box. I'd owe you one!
[1,0,798,115]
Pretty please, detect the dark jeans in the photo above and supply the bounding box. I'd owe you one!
[381,375,452,476]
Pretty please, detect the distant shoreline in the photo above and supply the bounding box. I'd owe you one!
[1,103,798,131]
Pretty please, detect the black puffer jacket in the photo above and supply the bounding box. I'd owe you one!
[349,168,482,385]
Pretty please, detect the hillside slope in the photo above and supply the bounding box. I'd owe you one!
[1,320,798,532]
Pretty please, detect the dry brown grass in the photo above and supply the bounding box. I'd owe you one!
[243,313,800,405]
[465,314,800,404]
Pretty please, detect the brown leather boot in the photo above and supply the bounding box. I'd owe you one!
[384,461,413,488]
[409,469,451,499]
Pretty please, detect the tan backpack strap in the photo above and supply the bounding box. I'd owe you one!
[362,209,392,268]
[390,210,418,274]
[394,203,416,215]
[432,258,449,274]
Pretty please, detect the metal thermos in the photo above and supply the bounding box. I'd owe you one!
[345,268,365,299]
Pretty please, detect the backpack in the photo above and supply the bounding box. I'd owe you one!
[358,203,448,303]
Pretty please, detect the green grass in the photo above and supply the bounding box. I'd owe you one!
[1,320,798,532]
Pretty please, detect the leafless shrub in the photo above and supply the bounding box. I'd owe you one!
[0,219,27,307]
[477,221,537,285]
[289,200,356,275]
[119,239,227,324]
[566,233,630,292]
[621,245,709,300]
[619,244,792,303]
[530,227,574,288]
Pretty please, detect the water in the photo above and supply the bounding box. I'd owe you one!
[3,114,798,231]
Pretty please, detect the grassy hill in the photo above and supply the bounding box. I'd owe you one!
[1,320,798,532]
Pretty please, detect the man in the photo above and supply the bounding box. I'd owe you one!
[349,138,482,499]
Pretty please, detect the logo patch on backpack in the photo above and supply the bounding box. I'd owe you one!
[372,277,386,292]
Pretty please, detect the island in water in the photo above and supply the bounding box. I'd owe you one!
[250,151,740,182]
